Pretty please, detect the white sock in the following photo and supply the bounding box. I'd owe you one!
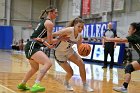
[35,80,40,84]
[83,82,88,87]
[21,80,26,84]
[64,81,69,85]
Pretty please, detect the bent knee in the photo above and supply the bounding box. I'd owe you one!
[44,61,52,67]
[68,70,74,76]
[32,67,39,72]
[77,60,85,67]
[125,64,135,74]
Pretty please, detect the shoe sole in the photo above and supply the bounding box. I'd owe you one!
[65,88,74,91]
[113,89,127,93]
[17,87,30,90]
[30,89,45,93]
[83,88,94,92]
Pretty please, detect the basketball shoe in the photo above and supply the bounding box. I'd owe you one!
[64,81,74,91]
[113,86,127,93]
[30,83,45,92]
[83,83,94,92]
[17,83,30,90]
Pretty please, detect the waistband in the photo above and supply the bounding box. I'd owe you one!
[29,38,44,46]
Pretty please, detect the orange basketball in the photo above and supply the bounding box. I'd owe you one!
[78,43,91,56]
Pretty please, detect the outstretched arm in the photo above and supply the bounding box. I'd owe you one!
[103,37,128,43]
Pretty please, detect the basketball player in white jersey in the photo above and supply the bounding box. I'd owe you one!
[52,17,94,92]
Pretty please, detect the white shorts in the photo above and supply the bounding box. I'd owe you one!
[54,48,75,63]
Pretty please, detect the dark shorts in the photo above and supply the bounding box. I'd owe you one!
[24,41,42,59]
[137,58,140,64]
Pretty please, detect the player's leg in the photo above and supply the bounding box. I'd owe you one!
[30,51,52,92]
[59,62,74,91]
[68,51,93,92]
[17,59,39,90]
[113,61,140,92]
[54,50,74,90]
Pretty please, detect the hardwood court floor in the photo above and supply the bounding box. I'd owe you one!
[0,49,140,93]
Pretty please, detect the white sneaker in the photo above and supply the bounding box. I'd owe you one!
[83,83,94,92]
[64,82,73,91]
[113,86,127,93]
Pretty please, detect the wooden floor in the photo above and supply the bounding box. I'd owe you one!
[0,50,140,93]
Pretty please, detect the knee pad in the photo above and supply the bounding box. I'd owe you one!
[125,64,135,74]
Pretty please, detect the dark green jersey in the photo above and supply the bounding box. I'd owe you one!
[126,33,140,56]
[30,19,48,39]
[24,19,50,59]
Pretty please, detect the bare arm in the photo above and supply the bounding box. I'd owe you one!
[52,27,72,37]
[103,37,128,43]
[44,20,54,44]
[77,35,82,48]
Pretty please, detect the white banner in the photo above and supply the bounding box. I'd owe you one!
[114,0,124,10]
[72,0,81,16]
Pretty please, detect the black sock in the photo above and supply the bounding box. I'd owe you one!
[123,82,128,89]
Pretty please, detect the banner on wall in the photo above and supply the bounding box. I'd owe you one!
[53,21,117,38]
[82,0,90,15]
[72,0,81,16]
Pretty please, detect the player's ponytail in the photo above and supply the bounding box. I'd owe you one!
[39,10,47,19]
[39,6,56,19]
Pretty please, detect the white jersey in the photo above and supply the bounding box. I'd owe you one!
[55,27,81,51]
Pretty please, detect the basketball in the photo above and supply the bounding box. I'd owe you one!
[78,43,91,56]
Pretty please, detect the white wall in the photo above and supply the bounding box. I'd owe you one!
[10,0,50,42]
[113,11,140,38]
[112,11,140,60]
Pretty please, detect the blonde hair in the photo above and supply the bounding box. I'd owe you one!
[66,17,84,27]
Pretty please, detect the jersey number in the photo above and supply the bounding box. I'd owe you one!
[67,44,71,49]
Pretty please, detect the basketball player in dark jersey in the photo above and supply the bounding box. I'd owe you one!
[103,22,140,93]
[17,6,59,92]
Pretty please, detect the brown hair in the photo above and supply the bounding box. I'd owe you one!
[66,16,84,27]
[39,6,56,19]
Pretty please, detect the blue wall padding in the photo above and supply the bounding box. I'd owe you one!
[0,26,13,49]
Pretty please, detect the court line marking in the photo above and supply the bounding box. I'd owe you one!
[0,84,16,93]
